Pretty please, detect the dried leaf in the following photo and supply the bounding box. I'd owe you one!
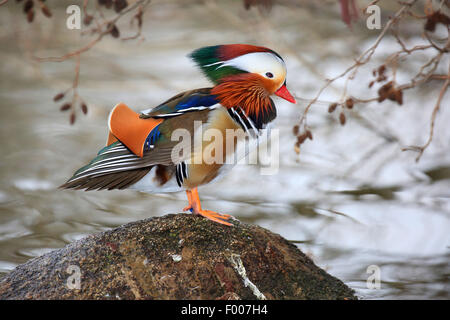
[338,0,359,28]
[292,125,299,135]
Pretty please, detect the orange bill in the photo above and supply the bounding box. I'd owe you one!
[108,102,163,157]
[274,84,296,104]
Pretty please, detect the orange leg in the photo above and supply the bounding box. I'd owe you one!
[183,187,232,226]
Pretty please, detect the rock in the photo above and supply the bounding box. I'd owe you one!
[0,214,356,300]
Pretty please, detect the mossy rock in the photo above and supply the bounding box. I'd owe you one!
[0,214,356,300]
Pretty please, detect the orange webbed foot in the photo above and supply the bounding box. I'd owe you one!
[194,209,233,226]
[183,188,233,226]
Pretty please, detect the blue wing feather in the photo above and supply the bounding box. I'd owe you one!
[175,94,218,110]
[141,91,219,118]
[145,124,162,150]
[140,89,219,149]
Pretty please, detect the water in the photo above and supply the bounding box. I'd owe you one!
[0,1,449,299]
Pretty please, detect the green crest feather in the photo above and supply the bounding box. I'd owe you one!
[189,45,246,84]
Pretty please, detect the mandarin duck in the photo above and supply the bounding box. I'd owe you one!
[61,44,296,226]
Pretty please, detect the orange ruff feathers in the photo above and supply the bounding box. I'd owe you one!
[108,103,163,157]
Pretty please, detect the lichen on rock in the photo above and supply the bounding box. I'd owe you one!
[0,213,356,300]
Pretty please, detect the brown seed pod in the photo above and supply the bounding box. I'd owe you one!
[376,74,387,83]
[53,92,65,102]
[436,11,450,25]
[339,112,346,126]
[297,133,308,145]
[305,129,313,140]
[114,0,128,13]
[98,0,113,8]
[425,11,450,32]
[41,5,52,18]
[105,0,113,9]
[328,103,338,113]
[377,81,394,102]
[109,23,120,38]
[135,7,143,28]
[83,14,93,26]
[387,89,403,106]
[70,113,76,125]
[294,144,300,155]
[60,103,71,111]
[345,98,354,109]
[23,0,33,13]
[378,65,386,76]
[81,103,88,114]
[292,125,299,135]
[395,89,403,105]
[26,8,34,22]
[425,16,437,32]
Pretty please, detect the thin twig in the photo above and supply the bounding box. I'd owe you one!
[402,61,450,161]
[298,0,418,127]
[32,0,150,63]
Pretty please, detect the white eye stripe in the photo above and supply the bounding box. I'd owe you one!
[203,61,224,68]
[217,52,286,79]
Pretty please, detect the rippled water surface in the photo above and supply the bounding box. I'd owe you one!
[0,1,449,299]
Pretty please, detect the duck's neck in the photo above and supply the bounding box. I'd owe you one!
[210,74,277,129]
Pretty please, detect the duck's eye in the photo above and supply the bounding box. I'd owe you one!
[265,72,274,79]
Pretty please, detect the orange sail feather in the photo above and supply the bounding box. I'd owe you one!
[108,103,163,157]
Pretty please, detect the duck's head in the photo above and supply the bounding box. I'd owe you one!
[190,44,296,104]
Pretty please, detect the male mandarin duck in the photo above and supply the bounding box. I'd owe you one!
[61,44,296,226]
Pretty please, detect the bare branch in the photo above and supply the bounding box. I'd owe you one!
[402,61,450,161]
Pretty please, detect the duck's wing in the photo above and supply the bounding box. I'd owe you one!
[60,88,220,191]
[139,87,218,118]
